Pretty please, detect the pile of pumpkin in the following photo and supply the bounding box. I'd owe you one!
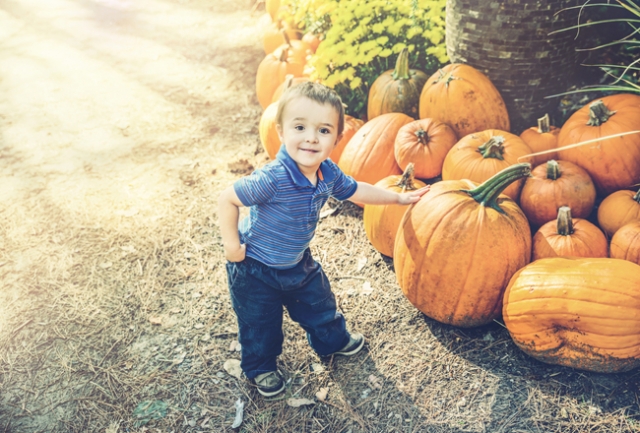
[255,6,640,374]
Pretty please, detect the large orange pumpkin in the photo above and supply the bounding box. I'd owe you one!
[519,113,560,168]
[338,113,411,196]
[418,63,510,138]
[363,164,427,257]
[256,42,306,108]
[519,160,596,228]
[610,221,640,265]
[557,94,640,196]
[330,115,364,164]
[394,118,457,179]
[532,206,608,260]
[394,163,532,327]
[597,186,640,237]
[367,48,428,120]
[259,76,298,160]
[441,129,532,201]
[503,257,640,373]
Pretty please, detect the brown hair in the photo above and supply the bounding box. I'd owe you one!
[276,81,345,135]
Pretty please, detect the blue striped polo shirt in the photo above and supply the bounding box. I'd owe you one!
[233,145,358,269]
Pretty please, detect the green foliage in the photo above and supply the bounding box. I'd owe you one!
[281,0,448,118]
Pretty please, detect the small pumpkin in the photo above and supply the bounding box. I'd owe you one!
[330,115,364,164]
[301,32,321,53]
[532,206,608,260]
[418,63,510,138]
[256,39,306,108]
[610,221,640,265]
[597,186,640,237]
[557,94,640,196]
[363,164,427,257]
[394,118,457,179]
[367,48,429,120]
[338,113,411,198]
[394,163,532,327]
[441,129,532,201]
[519,160,596,228]
[271,75,309,103]
[265,0,280,21]
[519,113,560,168]
[503,257,640,373]
[263,22,303,55]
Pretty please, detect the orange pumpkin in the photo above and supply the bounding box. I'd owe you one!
[532,206,608,260]
[259,76,298,159]
[256,41,306,108]
[301,32,321,53]
[367,48,428,120]
[519,160,596,228]
[557,94,640,196]
[263,22,303,55]
[363,164,427,257]
[610,221,640,265]
[265,0,280,21]
[418,63,510,138]
[330,115,364,164]
[394,163,532,327]
[271,75,309,103]
[441,129,532,201]
[597,186,640,237]
[503,257,640,373]
[338,113,411,198]
[394,118,457,179]
[519,113,560,168]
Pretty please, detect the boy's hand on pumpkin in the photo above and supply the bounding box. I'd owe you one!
[398,185,431,205]
[225,243,246,262]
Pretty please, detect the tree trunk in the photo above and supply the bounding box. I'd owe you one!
[446,0,580,134]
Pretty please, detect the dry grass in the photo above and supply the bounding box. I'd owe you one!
[1,1,640,432]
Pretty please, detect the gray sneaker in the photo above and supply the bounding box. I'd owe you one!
[334,333,365,356]
[252,371,285,397]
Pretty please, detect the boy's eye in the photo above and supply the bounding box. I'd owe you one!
[320,128,331,134]
[294,125,305,131]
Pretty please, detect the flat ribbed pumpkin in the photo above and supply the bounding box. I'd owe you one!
[441,129,532,201]
[503,257,640,373]
[338,113,410,201]
[330,115,364,164]
[363,164,427,257]
[519,160,596,228]
[597,186,640,237]
[418,63,510,138]
[394,118,457,179]
[394,163,532,327]
[557,94,640,196]
[519,114,560,168]
[532,206,608,260]
[367,48,428,120]
[610,221,640,265]
[256,41,306,109]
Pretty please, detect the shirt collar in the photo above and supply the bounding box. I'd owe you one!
[276,144,330,187]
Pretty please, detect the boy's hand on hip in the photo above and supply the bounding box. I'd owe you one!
[398,185,431,205]
[225,244,246,262]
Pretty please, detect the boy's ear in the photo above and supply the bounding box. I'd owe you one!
[276,124,284,143]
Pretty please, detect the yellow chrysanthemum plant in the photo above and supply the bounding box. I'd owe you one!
[279,0,448,119]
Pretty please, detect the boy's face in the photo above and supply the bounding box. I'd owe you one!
[276,96,342,177]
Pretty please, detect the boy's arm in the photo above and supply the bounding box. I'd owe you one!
[217,186,247,262]
[348,181,430,206]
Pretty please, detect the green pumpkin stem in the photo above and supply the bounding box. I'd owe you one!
[538,113,551,133]
[395,163,418,193]
[462,163,532,213]
[392,47,410,81]
[556,206,574,236]
[477,136,505,160]
[415,129,429,146]
[546,160,561,180]
[587,100,616,126]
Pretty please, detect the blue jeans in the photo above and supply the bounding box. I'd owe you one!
[226,249,349,379]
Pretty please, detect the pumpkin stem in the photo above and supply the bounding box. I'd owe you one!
[395,163,418,192]
[462,163,532,213]
[434,68,459,87]
[277,45,288,62]
[477,136,505,160]
[392,47,410,81]
[556,206,574,236]
[282,30,292,48]
[587,100,616,126]
[546,160,561,180]
[415,129,429,146]
[537,113,551,133]
[634,186,640,203]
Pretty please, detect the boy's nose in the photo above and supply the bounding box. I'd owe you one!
[306,133,319,143]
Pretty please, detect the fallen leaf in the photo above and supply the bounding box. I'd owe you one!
[287,398,315,407]
[356,256,367,272]
[368,375,382,389]
[99,262,112,269]
[170,308,181,314]
[319,206,337,219]
[231,398,245,428]
[148,316,162,326]
[311,363,325,373]
[223,359,242,379]
[361,281,373,295]
[316,387,329,401]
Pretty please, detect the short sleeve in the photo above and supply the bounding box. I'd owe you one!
[327,162,358,201]
[233,168,279,206]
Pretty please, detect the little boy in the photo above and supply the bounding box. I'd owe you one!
[218,82,429,397]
